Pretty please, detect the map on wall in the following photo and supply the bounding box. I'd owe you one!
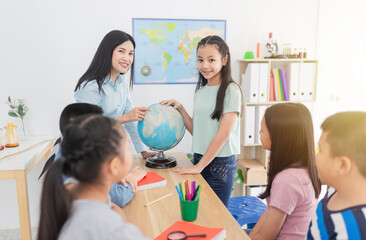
[132,18,226,84]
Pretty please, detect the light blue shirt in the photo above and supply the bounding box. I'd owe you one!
[74,74,146,153]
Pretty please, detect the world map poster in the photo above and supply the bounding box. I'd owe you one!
[132,18,226,84]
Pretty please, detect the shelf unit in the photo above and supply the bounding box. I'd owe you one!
[237,58,318,195]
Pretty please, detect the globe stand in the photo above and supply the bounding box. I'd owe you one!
[145,150,177,169]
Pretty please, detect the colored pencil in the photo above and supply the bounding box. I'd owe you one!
[175,185,183,200]
[192,184,201,200]
[185,180,190,201]
[144,193,173,207]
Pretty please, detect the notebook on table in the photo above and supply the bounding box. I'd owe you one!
[154,220,226,240]
[137,172,167,191]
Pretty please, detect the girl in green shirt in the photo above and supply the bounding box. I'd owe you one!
[161,36,242,206]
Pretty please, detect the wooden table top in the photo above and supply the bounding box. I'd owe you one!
[123,152,249,240]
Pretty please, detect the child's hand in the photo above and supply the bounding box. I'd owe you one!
[129,166,147,182]
[141,151,157,159]
[172,165,204,175]
[160,99,183,110]
[111,202,127,222]
[121,166,147,192]
[121,173,137,192]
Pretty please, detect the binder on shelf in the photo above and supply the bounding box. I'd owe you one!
[269,70,275,101]
[285,63,300,101]
[276,68,285,101]
[254,105,267,144]
[272,68,281,101]
[244,106,255,144]
[242,63,259,103]
[280,68,289,101]
[299,63,316,101]
[258,63,269,102]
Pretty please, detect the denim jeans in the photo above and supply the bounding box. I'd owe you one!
[194,153,237,207]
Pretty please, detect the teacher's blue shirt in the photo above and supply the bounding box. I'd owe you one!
[74,74,146,153]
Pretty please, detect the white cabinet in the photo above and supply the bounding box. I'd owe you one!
[237,59,318,191]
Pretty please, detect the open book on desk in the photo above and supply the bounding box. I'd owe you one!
[137,172,167,191]
[154,221,226,240]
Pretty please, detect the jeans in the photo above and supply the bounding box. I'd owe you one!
[194,153,237,207]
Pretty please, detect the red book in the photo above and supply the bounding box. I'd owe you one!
[154,221,226,240]
[137,172,167,191]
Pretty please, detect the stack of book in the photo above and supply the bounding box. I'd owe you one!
[269,68,289,101]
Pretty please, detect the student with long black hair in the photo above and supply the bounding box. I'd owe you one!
[161,36,242,206]
[37,115,150,240]
[250,103,321,240]
[74,30,155,160]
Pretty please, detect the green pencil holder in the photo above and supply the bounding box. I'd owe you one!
[244,51,255,59]
[179,198,199,221]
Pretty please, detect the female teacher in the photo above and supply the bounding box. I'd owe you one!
[74,30,155,159]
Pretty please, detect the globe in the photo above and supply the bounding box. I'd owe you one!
[137,103,186,168]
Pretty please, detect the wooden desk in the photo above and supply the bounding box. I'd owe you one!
[0,136,54,240]
[123,152,249,240]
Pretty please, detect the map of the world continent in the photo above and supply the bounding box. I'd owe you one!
[132,18,226,84]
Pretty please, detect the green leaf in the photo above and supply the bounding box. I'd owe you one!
[9,105,16,109]
[18,105,24,116]
[8,96,11,102]
[235,169,244,184]
[8,112,18,117]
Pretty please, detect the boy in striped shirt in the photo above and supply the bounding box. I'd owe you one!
[307,112,366,239]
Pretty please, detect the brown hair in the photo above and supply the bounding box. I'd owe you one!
[259,103,321,199]
[321,111,366,177]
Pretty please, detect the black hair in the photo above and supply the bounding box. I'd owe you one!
[37,115,124,240]
[195,35,242,121]
[259,103,321,199]
[59,103,103,135]
[74,30,136,93]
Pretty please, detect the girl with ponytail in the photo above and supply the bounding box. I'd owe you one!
[37,115,150,240]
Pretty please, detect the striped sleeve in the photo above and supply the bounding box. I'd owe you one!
[308,190,366,240]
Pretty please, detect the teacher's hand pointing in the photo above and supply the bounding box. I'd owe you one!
[118,107,151,123]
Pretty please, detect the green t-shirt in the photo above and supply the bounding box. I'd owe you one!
[192,83,241,157]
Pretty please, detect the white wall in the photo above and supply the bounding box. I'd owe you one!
[0,0,319,229]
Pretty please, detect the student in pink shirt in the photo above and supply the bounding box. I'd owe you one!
[250,103,321,240]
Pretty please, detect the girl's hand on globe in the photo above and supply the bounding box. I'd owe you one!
[119,107,151,123]
[172,165,204,175]
[160,99,183,110]
[141,151,157,159]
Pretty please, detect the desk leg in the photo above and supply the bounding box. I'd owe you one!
[15,170,32,240]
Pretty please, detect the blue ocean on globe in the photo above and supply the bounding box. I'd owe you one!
[137,103,186,151]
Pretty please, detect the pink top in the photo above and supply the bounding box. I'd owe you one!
[266,168,318,240]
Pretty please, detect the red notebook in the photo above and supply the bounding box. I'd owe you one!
[154,221,226,240]
[137,172,167,191]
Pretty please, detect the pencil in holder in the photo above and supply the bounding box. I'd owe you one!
[179,198,199,221]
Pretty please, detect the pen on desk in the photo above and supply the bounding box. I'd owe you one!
[192,185,200,200]
[196,184,204,201]
[179,182,183,197]
[191,181,195,199]
[144,193,173,207]
[185,180,190,201]
[182,182,186,200]
[175,185,183,200]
